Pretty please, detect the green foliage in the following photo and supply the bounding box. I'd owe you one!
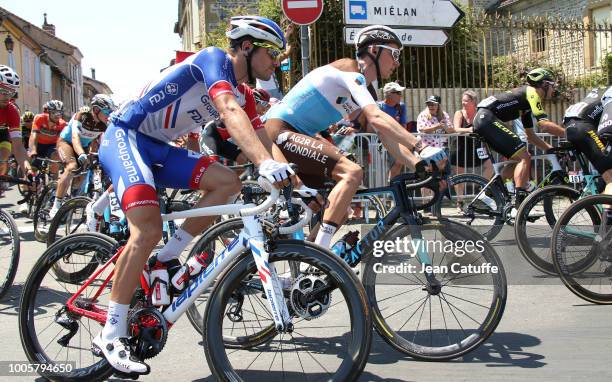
[204,5,252,49]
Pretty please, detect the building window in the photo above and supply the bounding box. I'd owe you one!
[592,6,612,67]
[532,28,547,53]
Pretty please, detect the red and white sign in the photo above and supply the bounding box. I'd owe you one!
[282,0,324,25]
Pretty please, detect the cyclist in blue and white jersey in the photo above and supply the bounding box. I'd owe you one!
[261,25,446,250]
[93,16,295,376]
[50,94,116,218]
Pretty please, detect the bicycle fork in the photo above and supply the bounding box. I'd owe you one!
[243,215,293,332]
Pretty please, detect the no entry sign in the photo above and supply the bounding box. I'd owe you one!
[282,0,324,25]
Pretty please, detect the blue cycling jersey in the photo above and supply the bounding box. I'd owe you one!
[264,65,377,137]
[110,47,248,142]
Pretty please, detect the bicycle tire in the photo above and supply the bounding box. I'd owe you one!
[362,217,507,360]
[436,174,506,241]
[203,240,372,381]
[19,233,117,381]
[47,196,93,246]
[552,194,612,304]
[0,208,20,299]
[33,181,57,243]
[515,185,580,275]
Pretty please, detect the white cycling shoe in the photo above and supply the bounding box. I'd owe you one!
[92,334,150,376]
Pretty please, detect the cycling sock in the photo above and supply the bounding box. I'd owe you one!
[157,228,194,262]
[92,190,111,215]
[515,187,528,207]
[315,221,338,248]
[52,197,64,211]
[101,300,129,341]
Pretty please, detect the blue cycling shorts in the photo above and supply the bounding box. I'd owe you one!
[99,123,215,211]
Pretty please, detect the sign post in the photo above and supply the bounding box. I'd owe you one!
[282,0,325,76]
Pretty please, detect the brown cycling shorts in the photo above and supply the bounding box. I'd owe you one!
[271,121,346,188]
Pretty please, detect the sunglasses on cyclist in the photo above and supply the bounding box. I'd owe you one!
[375,45,402,63]
[252,41,282,60]
[255,98,269,107]
[99,108,113,117]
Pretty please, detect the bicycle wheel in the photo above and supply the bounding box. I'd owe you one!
[552,194,612,304]
[185,217,277,342]
[203,240,372,381]
[515,186,580,275]
[362,217,507,360]
[0,208,19,299]
[19,233,116,381]
[33,181,57,243]
[437,174,506,241]
[47,196,93,246]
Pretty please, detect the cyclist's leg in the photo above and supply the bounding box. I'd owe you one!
[54,140,78,202]
[273,125,358,248]
[474,110,528,201]
[96,125,160,374]
[568,120,612,196]
[154,144,240,263]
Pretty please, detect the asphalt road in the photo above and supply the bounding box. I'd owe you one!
[0,186,610,382]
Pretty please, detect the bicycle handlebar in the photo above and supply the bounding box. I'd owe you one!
[278,197,312,235]
[238,177,279,217]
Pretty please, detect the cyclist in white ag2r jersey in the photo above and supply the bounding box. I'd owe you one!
[262,25,447,250]
[94,16,297,376]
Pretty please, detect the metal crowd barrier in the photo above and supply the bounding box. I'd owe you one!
[350,133,581,189]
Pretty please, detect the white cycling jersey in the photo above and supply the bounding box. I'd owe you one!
[264,65,376,136]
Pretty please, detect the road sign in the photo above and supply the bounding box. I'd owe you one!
[282,0,324,25]
[344,0,464,28]
[345,26,449,46]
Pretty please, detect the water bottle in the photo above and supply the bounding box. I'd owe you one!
[170,252,211,290]
[150,262,170,306]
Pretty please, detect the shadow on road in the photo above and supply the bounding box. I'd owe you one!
[366,331,545,369]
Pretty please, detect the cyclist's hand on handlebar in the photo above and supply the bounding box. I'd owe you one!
[77,153,89,168]
[258,159,295,189]
[294,184,326,213]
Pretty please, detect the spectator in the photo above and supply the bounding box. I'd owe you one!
[451,90,493,210]
[417,95,453,149]
[379,81,408,180]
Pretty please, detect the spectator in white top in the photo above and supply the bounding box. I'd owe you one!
[417,95,453,148]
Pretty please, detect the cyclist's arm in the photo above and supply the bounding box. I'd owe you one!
[212,93,271,166]
[71,127,86,157]
[526,86,565,137]
[524,127,552,151]
[9,131,31,172]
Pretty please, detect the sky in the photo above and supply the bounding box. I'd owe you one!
[0,0,182,103]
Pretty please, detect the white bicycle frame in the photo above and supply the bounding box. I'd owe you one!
[492,153,563,177]
[157,178,311,331]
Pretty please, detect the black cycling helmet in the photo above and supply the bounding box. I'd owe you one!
[354,25,402,87]
[90,94,117,115]
[526,68,554,87]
